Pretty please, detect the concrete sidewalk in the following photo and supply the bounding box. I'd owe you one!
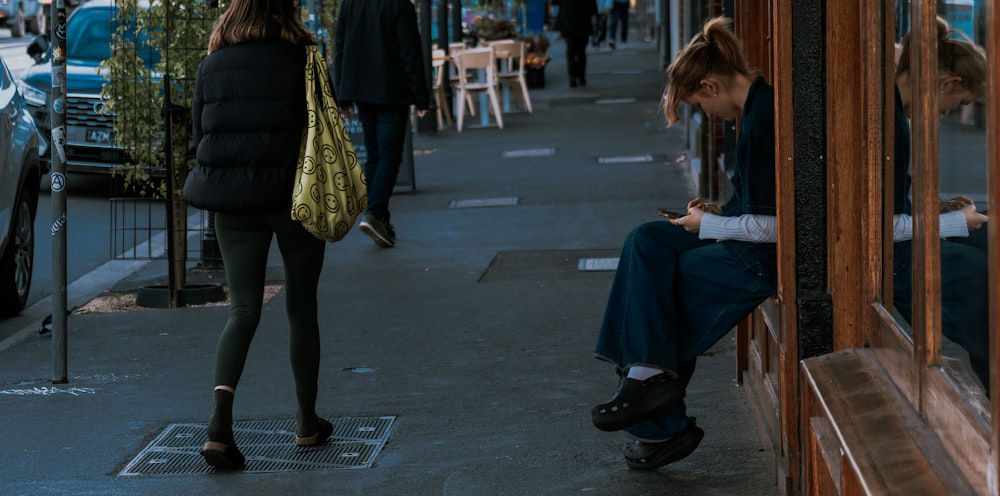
[0,36,777,495]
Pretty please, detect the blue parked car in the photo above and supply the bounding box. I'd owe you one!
[19,0,158,174]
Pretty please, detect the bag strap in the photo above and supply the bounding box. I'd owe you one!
[305,46,340,110]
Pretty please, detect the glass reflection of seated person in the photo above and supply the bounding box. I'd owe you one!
[892,18,990,389]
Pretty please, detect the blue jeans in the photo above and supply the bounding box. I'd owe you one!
[608,1,629,43]
[356,103,409,222]
[894,238,990,386]
[594,221,777,441]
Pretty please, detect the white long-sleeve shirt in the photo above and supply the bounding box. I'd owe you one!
[892,210,968,241]
[695,210,969,243]
[699,214,777,242]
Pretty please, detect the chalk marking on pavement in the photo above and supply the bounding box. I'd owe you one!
[0,386,96,396]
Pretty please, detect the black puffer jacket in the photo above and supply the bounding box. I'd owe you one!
[184,41,307,214]
[332,0,430,109]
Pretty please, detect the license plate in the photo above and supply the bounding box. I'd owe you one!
[86,128,111,144]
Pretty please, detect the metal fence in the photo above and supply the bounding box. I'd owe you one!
[109,198,220,263]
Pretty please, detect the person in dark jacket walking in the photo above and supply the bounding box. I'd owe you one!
[552,0,598,87]
[333,0,430,248]
[183,0,333,470]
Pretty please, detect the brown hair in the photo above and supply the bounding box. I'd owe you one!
[208,0,313,53]
[662,17,752,125]
[896,16,986,95]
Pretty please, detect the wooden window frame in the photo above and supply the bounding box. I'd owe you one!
[864,0,997,491]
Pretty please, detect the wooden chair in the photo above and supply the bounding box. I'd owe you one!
[445,43,476,120]
[490,40,533,113]
[451,47,504,132]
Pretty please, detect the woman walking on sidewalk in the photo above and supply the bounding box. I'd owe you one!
[184,0,333,469]
[590,17,778,470]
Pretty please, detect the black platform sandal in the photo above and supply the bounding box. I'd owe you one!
[591,374,685,431]
[623,423,705,470]
[295,418,334,446]
[200,441,246,469]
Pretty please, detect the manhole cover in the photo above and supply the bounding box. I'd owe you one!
[119,416,395,476]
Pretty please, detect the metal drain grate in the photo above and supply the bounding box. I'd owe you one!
[119,416,395,476]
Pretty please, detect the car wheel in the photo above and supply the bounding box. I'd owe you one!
[0,189,35,316]
[10,7,24,38]
[27,5,44,35]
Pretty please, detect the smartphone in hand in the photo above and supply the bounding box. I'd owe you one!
[657,208,683,219]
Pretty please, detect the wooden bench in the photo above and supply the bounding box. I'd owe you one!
[800,348,976,495]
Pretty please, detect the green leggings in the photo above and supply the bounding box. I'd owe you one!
[212,212,326,392]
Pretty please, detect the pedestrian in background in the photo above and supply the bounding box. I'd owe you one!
[333,0,430,248]
[606,0,629,49]
[592,0,610,49]
[552,0,598,87]
[590,17,778,470]
[184,0,333,469]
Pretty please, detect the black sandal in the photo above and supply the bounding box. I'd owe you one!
[200,441,246,469]
[295,418,334,446]
[591,374,685,432]
[623,423,705,470]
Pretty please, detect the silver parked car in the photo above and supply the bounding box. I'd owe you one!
[0,0,45,38]
[0,54,40,316]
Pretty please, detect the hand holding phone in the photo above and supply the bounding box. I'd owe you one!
[657,208,683,220]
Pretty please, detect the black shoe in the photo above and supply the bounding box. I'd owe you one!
[591,374,685,432]
[569,78,578,88]
[200,441,246,469]
[359,214,395,248]
[608,40,616,50]
[578,77,587,86]
[295,418,334,446]
[623,423,705,470]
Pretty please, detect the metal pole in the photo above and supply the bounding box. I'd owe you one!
[164,75,180,308]
[418,0,436,132]
[452,0,463,43]
[162,2,186,308]
[437,0,452,109]
[50,0,69,384]
[437,0,449,49]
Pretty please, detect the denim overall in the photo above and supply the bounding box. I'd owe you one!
[890,86,990,386]
[593,77,778,442]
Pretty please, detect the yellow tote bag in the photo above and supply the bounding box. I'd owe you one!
[291,46,367,242]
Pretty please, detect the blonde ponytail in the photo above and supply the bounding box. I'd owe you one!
[662,17,752,125]
[896,16,986,95]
